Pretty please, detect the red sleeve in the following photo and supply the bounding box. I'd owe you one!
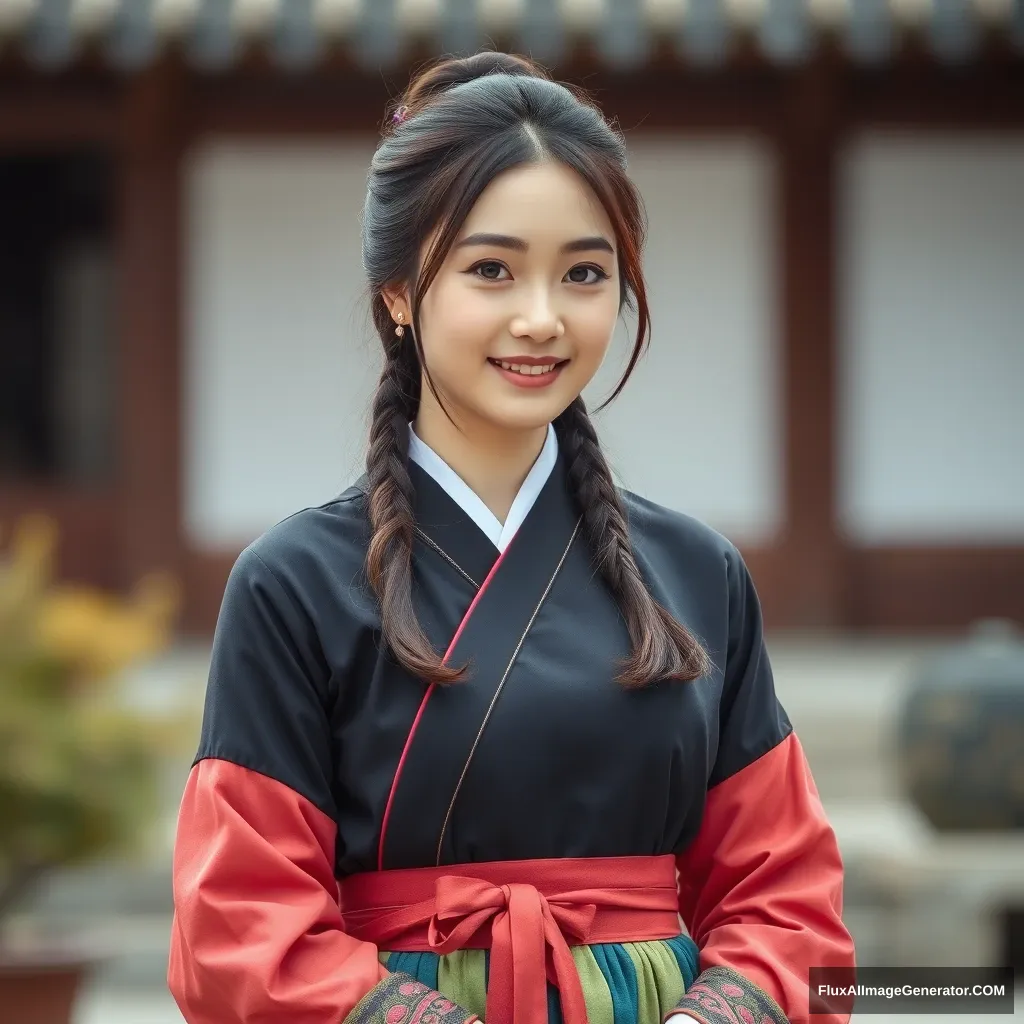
[169,545,479,1024]
[168,758,388,1023]
[673,732,855,1024]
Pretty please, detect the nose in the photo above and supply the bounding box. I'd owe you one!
[509,287,564,343]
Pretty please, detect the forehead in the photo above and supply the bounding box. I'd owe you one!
[460,160,615,242]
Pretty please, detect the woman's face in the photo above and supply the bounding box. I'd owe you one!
[411,160,621,436]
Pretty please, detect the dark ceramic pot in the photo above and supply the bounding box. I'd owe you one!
[0,949,94,1024]
[897,620,1024,831]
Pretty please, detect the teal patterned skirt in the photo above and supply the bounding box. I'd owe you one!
[380,933,700,1024]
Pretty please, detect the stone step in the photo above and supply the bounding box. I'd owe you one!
[74,982,185,1024]
[5,912,174,990]
[26,859,175,918]
[787,707,900,802]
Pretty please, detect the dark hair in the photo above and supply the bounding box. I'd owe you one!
[362,51,709,688]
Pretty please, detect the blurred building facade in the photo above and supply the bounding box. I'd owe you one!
[1,0,1022,635]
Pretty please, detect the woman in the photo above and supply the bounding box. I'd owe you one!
[168,52,854,1024]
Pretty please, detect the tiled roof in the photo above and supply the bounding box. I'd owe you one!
[1,0,1021,70]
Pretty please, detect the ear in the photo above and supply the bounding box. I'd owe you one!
[381,286,411,327]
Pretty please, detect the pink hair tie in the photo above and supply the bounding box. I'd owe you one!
[392,105,409,125]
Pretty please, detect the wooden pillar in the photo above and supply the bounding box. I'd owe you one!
[774,61,846,628]
[0,79,122,589]
[116,60,185,591]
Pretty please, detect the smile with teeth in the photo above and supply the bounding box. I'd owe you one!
[492,359,562,376]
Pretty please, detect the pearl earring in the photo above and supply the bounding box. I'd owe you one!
[394,312,405,338]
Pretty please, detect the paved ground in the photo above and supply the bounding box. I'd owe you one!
[75,984,183,1024]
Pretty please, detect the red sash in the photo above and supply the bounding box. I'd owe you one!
[339,854,681,1024]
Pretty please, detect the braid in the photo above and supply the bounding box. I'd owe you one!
[556,398,711,687]
[365,331,462,684]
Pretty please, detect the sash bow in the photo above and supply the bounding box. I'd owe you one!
[428,876,596,1024]
[337,855,682,1024]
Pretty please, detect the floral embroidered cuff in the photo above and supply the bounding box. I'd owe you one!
[344,971,479,1024]
[666,965,789,1024]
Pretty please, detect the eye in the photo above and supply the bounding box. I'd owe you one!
[565,264,609,285]
[468,260,511,281]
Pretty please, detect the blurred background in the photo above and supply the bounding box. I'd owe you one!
[0,1,1022,1021]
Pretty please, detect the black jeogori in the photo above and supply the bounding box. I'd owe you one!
[169,51,854,1024]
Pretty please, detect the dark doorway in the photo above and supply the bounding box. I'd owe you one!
[0,149,116,484]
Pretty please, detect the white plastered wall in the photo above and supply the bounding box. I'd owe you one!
[838,134,1024,545]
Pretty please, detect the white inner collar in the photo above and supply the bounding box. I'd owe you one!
[406,423,559,552]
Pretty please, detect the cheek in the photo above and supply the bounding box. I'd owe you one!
[419,279,501,364]
[570,293,619,362]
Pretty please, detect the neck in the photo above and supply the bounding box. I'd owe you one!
[413,396,548,525]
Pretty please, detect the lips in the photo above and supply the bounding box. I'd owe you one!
[487,357,569,390]
[488,357,569,377]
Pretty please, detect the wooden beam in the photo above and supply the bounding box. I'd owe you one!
[847,546,1024,631]
[0,78,119,145]
[116,60,185,590]
[773,61,845,627]
[846,62,1024,130]
[187,66,782,138]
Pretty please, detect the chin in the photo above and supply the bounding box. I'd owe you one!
[478,398,567,435]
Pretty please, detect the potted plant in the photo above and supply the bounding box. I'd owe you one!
[0,514,183,1023]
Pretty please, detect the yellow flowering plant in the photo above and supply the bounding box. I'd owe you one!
[0,515,184,927]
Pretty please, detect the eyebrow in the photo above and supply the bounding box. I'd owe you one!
[454,232,615,255]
